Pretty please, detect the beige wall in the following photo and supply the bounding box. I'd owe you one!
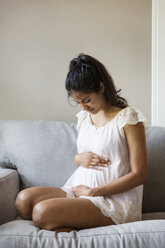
[0,0,151,123]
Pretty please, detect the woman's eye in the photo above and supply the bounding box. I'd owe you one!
[83,99,91,103]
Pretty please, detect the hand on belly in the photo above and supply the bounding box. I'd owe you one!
[71,185,91,198]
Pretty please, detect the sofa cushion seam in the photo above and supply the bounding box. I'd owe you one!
[0,230,165,239]
[0,171,18,181]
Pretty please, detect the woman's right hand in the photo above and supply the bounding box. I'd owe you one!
[75,152,111,170]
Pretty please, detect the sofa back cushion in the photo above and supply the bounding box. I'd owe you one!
[143,126,165,213]
[0,121,77,189]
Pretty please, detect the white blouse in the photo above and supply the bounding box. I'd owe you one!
[61,105,146,224]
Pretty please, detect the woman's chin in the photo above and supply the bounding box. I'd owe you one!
[88,108,99,114]
[87,108,94,113]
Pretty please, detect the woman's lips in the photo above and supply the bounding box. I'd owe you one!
[88,108,94,112]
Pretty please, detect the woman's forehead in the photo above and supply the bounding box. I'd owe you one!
[70,90,91,100]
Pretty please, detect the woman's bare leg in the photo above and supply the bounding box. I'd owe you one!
[32,198,115,231]
[15,187,66,220]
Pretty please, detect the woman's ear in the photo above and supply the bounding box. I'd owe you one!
[99,82,105,94]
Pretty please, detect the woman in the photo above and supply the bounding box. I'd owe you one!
[15,54,148,232]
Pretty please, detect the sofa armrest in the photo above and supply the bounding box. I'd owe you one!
[0,168,20,225]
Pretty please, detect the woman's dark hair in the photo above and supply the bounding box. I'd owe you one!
[65,53,128,108]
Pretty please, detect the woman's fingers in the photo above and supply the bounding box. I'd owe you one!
[90,160,109,167]
[92,154,110,161]
[99,155,111,162]
[84,152,111,170]
[91,155,111,166]
[88,161,110,170]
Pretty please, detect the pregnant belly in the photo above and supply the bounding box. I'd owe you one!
[64,166,108,188]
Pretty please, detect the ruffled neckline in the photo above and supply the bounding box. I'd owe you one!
[88,106,130,129]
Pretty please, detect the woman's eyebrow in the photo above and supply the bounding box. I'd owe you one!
[73,96,89,102]
[76,96,89,100]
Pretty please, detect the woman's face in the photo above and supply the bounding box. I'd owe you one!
[70,83,108,114]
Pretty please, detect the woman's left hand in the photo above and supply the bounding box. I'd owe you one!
[71,185,91,198]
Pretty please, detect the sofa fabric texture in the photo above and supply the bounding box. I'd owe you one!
[0,219,165,248]
[0,120,165,248]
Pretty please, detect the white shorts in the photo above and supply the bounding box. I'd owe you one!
[60,186,76,198]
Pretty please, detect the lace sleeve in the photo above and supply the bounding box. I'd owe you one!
[76,110,88,131]
[118,106,146,129]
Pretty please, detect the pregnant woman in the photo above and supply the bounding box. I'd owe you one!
[15,54,148,232]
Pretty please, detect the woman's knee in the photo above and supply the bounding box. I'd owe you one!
[32,202,53,230]
[15,189,32,218]
[15,189,30,208]
[32,201,61,230]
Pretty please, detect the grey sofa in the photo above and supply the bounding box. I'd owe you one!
[0,120,165,248]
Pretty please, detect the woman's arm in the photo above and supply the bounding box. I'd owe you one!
[89,122,148,197]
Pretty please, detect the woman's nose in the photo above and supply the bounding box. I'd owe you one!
[80,103,88,111]
[82,106,87,111]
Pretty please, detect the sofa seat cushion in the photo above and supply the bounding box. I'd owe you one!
[0,219,165,248]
